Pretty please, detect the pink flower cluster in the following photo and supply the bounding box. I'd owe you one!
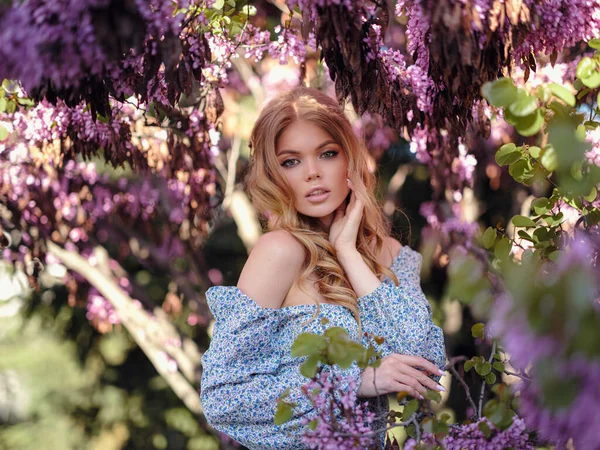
[299,371,376,449]
[404,417,534,450]
[516,0,600,63]
[585,126,600,168]
[86,287,119,326]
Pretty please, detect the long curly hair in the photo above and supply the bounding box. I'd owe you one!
[246,87,399,333]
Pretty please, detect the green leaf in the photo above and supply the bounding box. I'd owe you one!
[583,73,600,89]
[424,390,442,403]
[548,250,561,261]
[549,83,576,107]
[274,402,293,425]
[577,57,596,80]
[585,186,597,202]
[495,143,522,166]
[485,372,497,384]
[508,159,531,181]
[492,361,505,372]
[536,85,551,103]
[464,360,474,372]
[327,340,364,369]
[241,4,257,15]
[0,125,8,141]
[517,230,535,242]
[589,38,600,49]
[478,421,492,438]
[291,333,326,357]
[494,237,511,260]
[528,146,541,158]
[514,109,544,136]
[402,399,419,420]
[540,145,559,171]
[6,99,16,115]
[532,197,550,215]
[508,94,537,116]
[578,87,591,100]
[512,215,536,227]
[0,97,6,113]
[475,362,492,376]
[212,0,225,8]
[533,227,555,242]
[545,212,564,227]
[299,354,320,378]
[323,326,349,340]
[483,227,497,249]
[481,78,518,108]
[471,323,485,339]
[17,97,34,107]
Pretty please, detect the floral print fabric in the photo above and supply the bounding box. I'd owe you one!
[200,246,446,449]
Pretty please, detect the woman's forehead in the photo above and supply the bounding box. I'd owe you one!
[276,120,337,154]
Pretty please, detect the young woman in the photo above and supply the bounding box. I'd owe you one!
[200,87,446,449]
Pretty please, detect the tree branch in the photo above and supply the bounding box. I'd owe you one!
[47,241,203,415]
[445,356,478,420]
[478,340,497,418]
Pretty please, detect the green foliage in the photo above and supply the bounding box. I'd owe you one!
[291,333,326,357]
[290,326,383,378]
[423,390,441,403]
[402,399,420,420]
[273,404,293,426]
[446,249,493,319]
[481,78,518,108]
[276,327,385,425]
[471,323,485,339]
[0,282,218,450]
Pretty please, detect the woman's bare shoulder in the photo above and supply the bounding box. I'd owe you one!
[384,236,403,259]
[377,236,403,268]
[237,230,305,309]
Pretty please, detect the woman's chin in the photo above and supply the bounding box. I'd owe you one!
[298,206,336,219]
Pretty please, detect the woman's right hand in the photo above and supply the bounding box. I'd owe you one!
[356,354,446,399]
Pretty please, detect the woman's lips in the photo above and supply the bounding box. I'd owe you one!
[306,191,330,203]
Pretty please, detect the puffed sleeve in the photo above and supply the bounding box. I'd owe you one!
[200,286,363,450]
[358,247,446,376]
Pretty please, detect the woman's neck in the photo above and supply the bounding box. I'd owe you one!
[317,213,335,233]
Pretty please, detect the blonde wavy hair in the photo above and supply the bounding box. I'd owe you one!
[246,87,399,333]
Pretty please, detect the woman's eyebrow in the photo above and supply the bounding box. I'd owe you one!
[277,139,338,157]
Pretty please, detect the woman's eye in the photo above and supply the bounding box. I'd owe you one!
[281,159,298,168]
[321,150,338,158]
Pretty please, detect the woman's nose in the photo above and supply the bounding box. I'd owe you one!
[305,165,321,181]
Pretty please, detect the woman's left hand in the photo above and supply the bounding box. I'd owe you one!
[328,179,364,254]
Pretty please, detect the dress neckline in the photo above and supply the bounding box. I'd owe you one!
[208,245,414,313]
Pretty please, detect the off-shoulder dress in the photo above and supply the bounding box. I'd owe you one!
[200,245,446,449]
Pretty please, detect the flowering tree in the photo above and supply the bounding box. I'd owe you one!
[1,0,599,449]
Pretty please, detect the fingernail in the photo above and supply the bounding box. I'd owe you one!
[438,369,445,376]
[436,385,446,392]
[418,394,424,400]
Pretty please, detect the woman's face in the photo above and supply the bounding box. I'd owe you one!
[275,119,350,230]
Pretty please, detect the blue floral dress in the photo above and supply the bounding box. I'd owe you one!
[200,246,446,449]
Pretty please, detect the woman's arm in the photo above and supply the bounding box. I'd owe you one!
[329,185,446,396]
[337,248,382,297]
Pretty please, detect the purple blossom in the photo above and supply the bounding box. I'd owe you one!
[488,235,600,448]
[299,371,377,449]
[404,417,534,450]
